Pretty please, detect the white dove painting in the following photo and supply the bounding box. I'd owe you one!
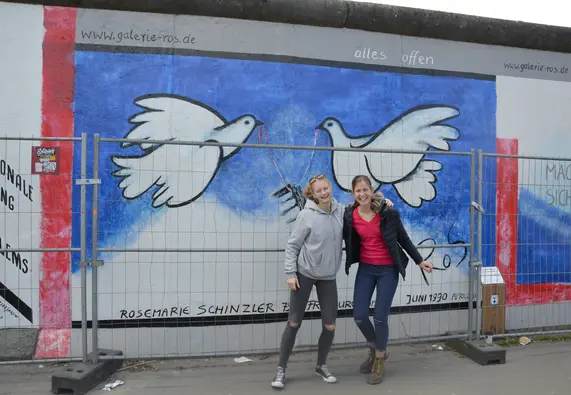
[110,94,263,208]
[316,105,460,208]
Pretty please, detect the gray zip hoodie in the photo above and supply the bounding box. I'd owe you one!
[284,198,344,281]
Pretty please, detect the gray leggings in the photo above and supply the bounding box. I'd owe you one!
[278,273,338,368]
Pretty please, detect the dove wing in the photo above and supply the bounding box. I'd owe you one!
[112,143,221,208]
[111,94,226,208]
[122,94,227,150]
[355,105,460,185]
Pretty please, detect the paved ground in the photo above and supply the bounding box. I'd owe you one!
[1,340,570,394]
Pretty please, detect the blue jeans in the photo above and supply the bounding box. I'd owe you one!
[353,263,399,351]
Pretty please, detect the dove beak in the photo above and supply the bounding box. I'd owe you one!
[316,120,329,131]
[255,120,264,127]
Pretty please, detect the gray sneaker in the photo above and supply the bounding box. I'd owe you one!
[271,366,286,389]
[315,364,337,383]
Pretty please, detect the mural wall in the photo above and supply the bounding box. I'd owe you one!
[1,2,570,358]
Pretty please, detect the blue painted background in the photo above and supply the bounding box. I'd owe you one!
[515,189,571,284]
[71,51,498,276]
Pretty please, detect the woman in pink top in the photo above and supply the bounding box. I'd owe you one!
[342,175,433,385]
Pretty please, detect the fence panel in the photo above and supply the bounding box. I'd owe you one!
[0,135,85,364]
[479,151,571,341]
[5,133,571,364]
[82,133,476,360]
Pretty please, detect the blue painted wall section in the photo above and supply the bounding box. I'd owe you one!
[70,51,497,276]
[516,189,571,284]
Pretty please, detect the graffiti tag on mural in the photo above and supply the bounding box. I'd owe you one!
[545,161,571,207]
[417,223,468,285]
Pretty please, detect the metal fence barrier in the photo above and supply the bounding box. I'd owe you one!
[478,151,571,342]
[0,135,84,365]
[1,134,571,365]
[90,135,476,360]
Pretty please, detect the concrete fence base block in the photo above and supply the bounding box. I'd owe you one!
[51,349,123,395]
[445,337,506,366]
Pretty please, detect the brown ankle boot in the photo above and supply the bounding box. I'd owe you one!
[367,356,385,385]
[359,346,375,373]
[360,348,389,374]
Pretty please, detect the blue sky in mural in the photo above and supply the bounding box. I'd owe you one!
[71,51,497,274]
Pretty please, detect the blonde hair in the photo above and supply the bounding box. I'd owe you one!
[350,175,385,212]
[303,173,330,204]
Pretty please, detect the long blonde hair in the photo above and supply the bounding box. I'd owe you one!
[350,175,385,212]
[303,173,330,204]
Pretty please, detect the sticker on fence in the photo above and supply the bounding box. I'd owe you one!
[31,146,60,175]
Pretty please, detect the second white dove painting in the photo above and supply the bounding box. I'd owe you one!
[70,51,497,331]
[315,105,460,207]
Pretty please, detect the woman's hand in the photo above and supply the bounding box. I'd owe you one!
[419,261,433,273]
[287,277,300,291]
[385,198,394,207]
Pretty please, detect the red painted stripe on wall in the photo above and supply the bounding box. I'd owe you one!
[495,138,519,304]
[496,138,571,305]
[35,6,76,359]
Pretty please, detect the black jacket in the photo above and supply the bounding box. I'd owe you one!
[342,200,424,280]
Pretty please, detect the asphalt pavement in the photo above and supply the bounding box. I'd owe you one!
[1,340,570,394]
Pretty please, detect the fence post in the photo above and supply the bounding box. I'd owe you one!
[468,149,476,340]
[91,133,101,364]
[476,149,484,340]
[79,132,88,363]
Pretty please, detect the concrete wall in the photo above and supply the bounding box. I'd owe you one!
[7,0,571,53]
[0,2,44,344]
[1,1,570,359]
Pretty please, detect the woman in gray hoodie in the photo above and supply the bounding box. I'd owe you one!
[271,174,393,389]
[270,173,343,389]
